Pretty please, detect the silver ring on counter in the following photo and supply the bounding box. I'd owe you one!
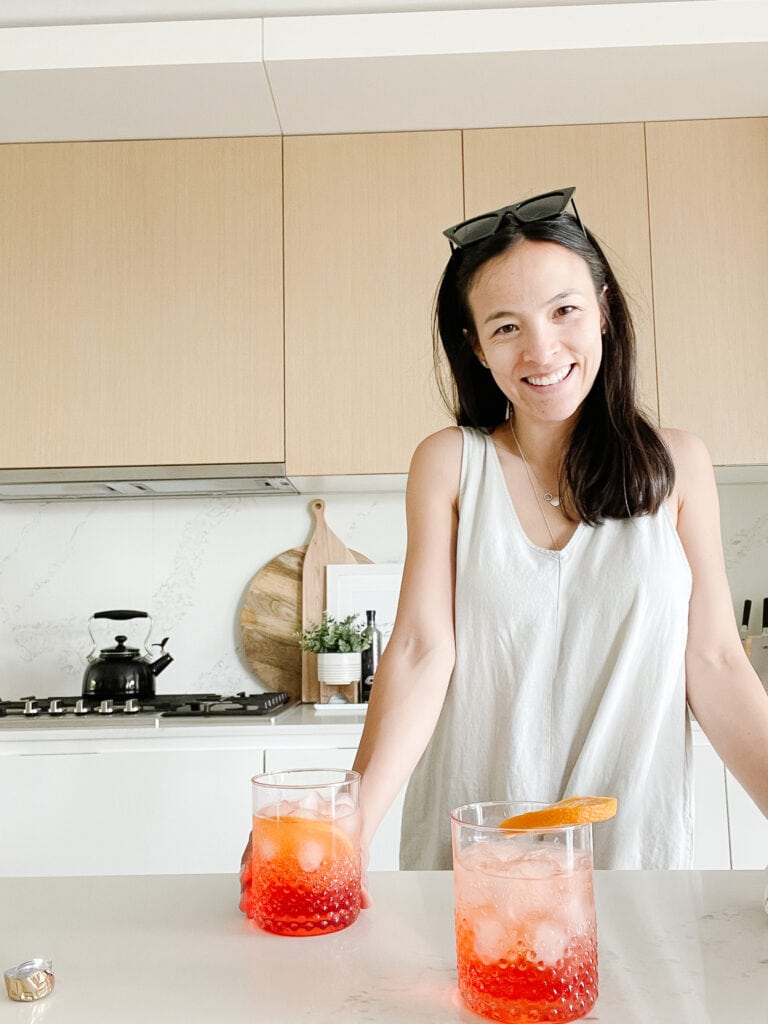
[4,960,55,1002]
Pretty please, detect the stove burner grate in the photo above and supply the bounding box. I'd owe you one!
[0,691,291,719]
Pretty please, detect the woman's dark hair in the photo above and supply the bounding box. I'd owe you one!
[433,214,674,525]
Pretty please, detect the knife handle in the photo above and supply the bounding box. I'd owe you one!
[741,599,752,631]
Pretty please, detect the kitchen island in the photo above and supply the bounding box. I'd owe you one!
[0,871,765,1023]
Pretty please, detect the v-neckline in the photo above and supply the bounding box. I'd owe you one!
[484,432,586,556]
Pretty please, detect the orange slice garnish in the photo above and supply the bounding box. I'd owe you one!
[498,796,618,830]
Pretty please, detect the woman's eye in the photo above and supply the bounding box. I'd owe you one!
[556,305,576,317]
[493,322,518,336]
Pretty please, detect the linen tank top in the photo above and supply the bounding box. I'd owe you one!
[399,426,694,871]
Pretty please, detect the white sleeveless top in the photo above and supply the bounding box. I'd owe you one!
[400,426,694,870]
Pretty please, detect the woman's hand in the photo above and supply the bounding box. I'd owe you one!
[360,838,373,910]
[238,832,252,914]
[241,828,372,912]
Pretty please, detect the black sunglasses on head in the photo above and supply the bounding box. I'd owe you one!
[443,187,587,250]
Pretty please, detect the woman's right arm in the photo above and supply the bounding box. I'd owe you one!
[352,427,462,853]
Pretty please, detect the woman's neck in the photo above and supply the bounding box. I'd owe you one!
[508,414,574,470]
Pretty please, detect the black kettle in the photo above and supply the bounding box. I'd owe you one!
[81,610,173,701]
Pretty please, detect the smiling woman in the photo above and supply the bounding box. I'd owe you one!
[342,184,768,885]
[434,192,674,527]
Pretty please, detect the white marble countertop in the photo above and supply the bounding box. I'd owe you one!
[0,700,368,745]
[0,870,764,1023]
[0,701,707,746]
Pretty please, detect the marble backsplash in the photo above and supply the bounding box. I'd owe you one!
[0,483,766,700]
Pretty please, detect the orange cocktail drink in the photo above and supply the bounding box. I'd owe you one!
[248,768,361,936]
[451,802,598,1024]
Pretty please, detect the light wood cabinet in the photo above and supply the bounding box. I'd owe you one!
[0,136,284,469]
[283,131,461,476]
[646,118,768,464]
[2,122,767,476]
[462,124,659,421]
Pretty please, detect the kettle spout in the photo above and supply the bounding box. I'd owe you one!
[151,652,174,676]
[150,637,173,677]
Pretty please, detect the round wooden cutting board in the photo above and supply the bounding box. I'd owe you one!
[240,544,369,699]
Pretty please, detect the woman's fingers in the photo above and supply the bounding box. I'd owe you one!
[359,840,372,909]
[239,830,375,913]
[239,832,253,913]
[360,873,373,909]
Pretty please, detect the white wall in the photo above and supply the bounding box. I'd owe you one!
[0,491,406,698]
[0,482,765,699]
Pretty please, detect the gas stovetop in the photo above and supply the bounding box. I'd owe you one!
[0,691,291,722]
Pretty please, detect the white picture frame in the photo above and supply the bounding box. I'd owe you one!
[325,563,404,649]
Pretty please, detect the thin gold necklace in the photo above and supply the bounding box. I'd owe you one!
[509,420,560,552]
[509,420,560,507]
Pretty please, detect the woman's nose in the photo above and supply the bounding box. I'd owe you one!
[522,324,561,364]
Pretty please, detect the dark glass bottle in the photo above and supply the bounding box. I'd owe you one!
[361,609,381,703]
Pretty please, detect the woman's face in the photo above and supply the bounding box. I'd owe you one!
[467,239,605,428]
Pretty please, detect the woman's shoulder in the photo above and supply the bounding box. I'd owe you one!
[659,427,716,513]
[407,427,465,497]
[411,425,465,464]
[659,427,713,473]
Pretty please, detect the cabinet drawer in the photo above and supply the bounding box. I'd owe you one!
[1,747,264,877]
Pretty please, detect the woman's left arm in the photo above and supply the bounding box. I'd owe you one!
[666,428,768,817]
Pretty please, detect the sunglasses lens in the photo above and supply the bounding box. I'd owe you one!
[450,214,500,247]
[445,189,580,249]
[514,191,569,224]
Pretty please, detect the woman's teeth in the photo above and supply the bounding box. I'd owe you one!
[525,365,572,387]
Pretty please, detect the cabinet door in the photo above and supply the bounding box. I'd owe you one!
[462,124,658,419]
[264,747,405,871]
[0,747,264,876]
[692,738,731,869]
[726,770,768,870]
[284,131,461,476]
[646,118,768,463]
[0,137,284,469]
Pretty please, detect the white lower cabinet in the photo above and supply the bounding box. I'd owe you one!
[726,770,768,869]
[0,745,264,877]
[1,721,761,877]
[263,747,405,871]
[692,738,731,869]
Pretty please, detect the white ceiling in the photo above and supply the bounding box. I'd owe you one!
[0,0,709,27]
[0,1,765,141]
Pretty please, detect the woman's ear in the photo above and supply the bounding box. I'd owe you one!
[465,327,489,368]
[599,285,609,335]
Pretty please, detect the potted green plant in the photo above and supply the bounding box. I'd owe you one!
[297,613,371,702]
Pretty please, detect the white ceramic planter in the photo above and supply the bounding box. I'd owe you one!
[316,651,362,684]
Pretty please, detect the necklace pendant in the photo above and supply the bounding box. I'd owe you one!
[544,493,560,507]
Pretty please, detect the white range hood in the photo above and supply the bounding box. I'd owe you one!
[0,464,298,500]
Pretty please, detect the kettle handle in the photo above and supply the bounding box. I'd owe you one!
[93,610,149,620]
[86,610,153,663]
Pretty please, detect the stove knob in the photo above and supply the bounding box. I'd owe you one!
[48,699,65,716]
[123,698,141,714]
[97,699,114,715]
[74,699,90,715]
[23,699,40,717]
